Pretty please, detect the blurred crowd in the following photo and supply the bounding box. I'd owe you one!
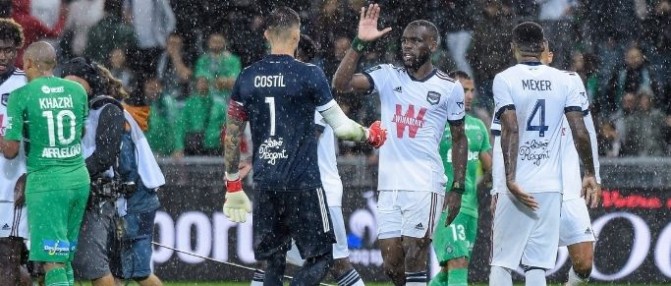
[9,0,671,158]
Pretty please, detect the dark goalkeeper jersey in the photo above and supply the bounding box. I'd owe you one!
[230,54,335,191]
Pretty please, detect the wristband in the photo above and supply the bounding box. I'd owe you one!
[452,182,465,194]
[351,37,369,53]
[225,178,243,193]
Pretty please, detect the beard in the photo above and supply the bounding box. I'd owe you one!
[403,52,431,71]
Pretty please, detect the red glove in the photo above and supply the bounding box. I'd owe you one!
[367,121,387,148]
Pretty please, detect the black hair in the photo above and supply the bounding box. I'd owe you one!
[104,0,123,19]
[448,70,471,80]
[0,18,23,48]
[0,0,11,18]
[512,21,545,53]
[406,20,441,43]
[297,34,319,62]
[60,57,108,96]
[266,6,300,33]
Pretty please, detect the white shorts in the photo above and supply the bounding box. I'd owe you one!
[559,198,595,247]
[377,190,442,239]
[286,206,350,266]
[0,202,28,238]
[491,192,561,270]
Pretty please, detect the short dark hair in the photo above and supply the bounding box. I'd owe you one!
[448,70,471,80]
[0,19,24,48]
[406,20,440,43]
[512,21,545,53]
[267,6,300,33]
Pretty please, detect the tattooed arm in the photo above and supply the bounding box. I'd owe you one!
[222,100,252,223]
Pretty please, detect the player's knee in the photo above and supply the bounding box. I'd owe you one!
[573,261,592,277]
[446,257,469,269]
[382,261,404,279]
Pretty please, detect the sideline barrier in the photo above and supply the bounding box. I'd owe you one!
[152,156,671,282]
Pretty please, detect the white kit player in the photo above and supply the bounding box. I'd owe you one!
[278,111,367,286]
[332,4,468,285]
[542,47,602,285]
[489,22,598,286]
[0,18,29,285]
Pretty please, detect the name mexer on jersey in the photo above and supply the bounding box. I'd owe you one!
[254,74,285,88]
[521,79,552,91]
[39,96,73,109]
[41,144,81,159]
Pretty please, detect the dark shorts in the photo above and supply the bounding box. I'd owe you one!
[119,210,157,279]
[72,199,121,280]
[253,187,336,260]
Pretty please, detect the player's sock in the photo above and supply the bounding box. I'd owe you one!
[428,271,448,286]
[405,271,427,285]
[292,252,333,284]
[489,266,512,286]
[251,269,265,286]
[566,267,589,285]
[524,268,547,286]
[265,252,287,285]
[447,268,468,286]
[65,262,74,285]
[336,268,365,286]
[44,267,68,286]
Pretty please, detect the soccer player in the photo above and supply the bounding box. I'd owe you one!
[221,7,386,285]
[1,41,90,286]
[541,45,602,286]
[431,71,492,286]
[251,33,366,286]
[0,18,28,285]
[332,4,469,285]
[489,22,598,286]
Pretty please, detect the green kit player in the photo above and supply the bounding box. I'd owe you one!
[431,71,492,286]
[0,41,90,286]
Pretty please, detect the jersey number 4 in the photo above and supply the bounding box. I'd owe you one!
[42,110,77,146]
[526,99,548,137]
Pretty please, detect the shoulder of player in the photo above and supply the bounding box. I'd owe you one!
[434,69,456,83]
[363,63,397,74]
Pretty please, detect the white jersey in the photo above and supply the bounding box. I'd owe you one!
[364,64,465,193]
[0,69,28,238]
[314,112,343,207]
[492,64,582,194]
[560,72,601,200]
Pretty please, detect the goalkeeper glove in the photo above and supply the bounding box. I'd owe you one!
[223,178,252,223]
[367,121,387,148]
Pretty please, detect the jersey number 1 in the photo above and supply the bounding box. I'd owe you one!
[265,97,276,136]
[42,110,77,146]
[526,99,548,137]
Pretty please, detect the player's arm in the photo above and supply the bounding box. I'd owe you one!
[1,91,24,159]
[494,76,538,210]
[443,82,467,225]
[320,103,386,147]
[331,4,391,93]
[478,151,493,191]
[222,97,252,223]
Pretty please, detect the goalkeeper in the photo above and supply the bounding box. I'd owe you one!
[431,71,492,286]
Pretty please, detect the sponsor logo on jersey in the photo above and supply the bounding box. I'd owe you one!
[415,223,424,230]
[1,93,7,106]
[426,91,440,105]
[258,137,288,165]
[519,139,550,166]
[40,85,64,94]
[392,104,427,139]
[394,86,402,93]
[43,240,71,256]
[41,144,82,159]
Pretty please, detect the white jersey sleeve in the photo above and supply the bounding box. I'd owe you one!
[446,80,466,122]
[363,64,393,95]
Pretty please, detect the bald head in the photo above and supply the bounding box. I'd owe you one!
[24,41,56,71]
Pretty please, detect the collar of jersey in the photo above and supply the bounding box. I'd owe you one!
[519,61,542,66]
[408,68,437,82]
[266,54,293,60]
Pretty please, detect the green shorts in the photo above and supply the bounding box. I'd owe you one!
[432,211,478,265]
[26,184,89,263]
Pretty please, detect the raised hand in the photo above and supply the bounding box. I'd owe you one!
[357,4,392,42]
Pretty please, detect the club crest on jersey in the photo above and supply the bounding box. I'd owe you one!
[426,91,440,105]
[1,93,7,106]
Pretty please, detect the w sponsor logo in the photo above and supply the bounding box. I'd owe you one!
[392,104,427,138]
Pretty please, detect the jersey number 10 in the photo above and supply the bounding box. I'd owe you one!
[526,99,549,137]
[42,110,77,147]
